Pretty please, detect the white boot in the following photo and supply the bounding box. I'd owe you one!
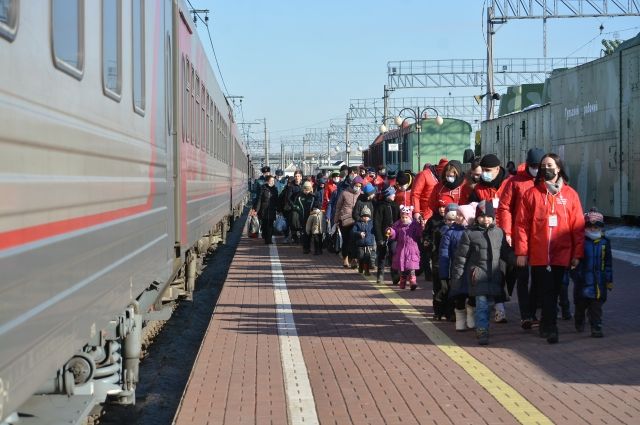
[494,303,507,323]
[455,309,466,331]
[466,305,476,330]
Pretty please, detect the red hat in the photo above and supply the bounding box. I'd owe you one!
[438,194,455,207]
[435,158,449,175]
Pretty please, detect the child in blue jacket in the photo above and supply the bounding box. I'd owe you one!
[570,208,613,338]
[352,206,376,275]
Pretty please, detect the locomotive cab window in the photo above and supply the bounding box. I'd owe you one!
[0,0,18,42]
[132,0,145,115]
[102,0,121,101]
[52,0,85,80]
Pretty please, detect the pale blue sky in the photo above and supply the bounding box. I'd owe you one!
[192,1,639,147]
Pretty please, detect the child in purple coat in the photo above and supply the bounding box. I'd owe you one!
[387,205,424,290]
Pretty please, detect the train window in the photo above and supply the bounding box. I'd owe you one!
[165,33,173,134]
[102,0,121,101]
[132,0,145,115]
[205,93,210,154]
[183,56,189,143]
[52,0,85,80]
[201,84,206,151]
[0,0,18,42]
[194,73,200,148]
[190,64,194,144]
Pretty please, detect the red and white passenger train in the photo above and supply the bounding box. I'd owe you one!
[0,1,250,423]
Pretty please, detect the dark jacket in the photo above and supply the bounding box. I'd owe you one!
[423,214,445,271]
[374,199,400,244]
[450,224,515,297]
[292,192,317,230]
[352,220,376,247]
[254,184,279,222]
[439,223,466,281]
[571,236,613,301]
[281,181,301,212]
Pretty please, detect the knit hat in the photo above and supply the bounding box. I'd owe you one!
[526,148,545,166]
[382,186,396,198]
[352,176,365,186]
[585,208,604,227]
[438,195,455,208]
[362,183,376,195]
[261,165,271,173]
[361,206,372,217]
[302,181,313,190]
[457,203,477,226]
[475,200,495,218]
[445,203,459,213]
[387,169,398,179]
[480,154,501,168]
[399,204,414,216]
[318,177,327,185]
[435,158,449,176]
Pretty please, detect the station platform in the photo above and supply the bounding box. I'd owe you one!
[172,231,640,425]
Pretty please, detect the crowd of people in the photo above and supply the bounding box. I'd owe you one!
[250,149,614,346]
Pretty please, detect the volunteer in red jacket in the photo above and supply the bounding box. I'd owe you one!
[498,148,544,329]
[427,160,471,214]
[514,153,584,344]
[470,153,510,322]
[412,158,447,221]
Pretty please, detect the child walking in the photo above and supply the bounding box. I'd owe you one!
[424,195,454,320]
[352,206,376,275]
[450,201,515,345]
[570,208,613,337]
[387,205,424,290]
[305,207,326,255]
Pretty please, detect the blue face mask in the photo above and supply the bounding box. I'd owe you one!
[481,171,493,182]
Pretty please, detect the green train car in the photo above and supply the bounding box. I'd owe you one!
[365,118,472,172]
[481,33,640,218]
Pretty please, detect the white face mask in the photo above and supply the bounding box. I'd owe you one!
[481,171,493,182]
[401,216,411,224]
[333,177,340,183]
[446,176,455,183]
[528,167,538,177]
[586,230,602,240]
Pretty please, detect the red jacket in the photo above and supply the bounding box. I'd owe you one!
[514,181,585,267]
[373,175,386,192]
[412,168,439,219]
[322,180,338,211]
[395,188,411,208]
[428,182,471,213]
[497,164,534,238]
[471,168,509,225]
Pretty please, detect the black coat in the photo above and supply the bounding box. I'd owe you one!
[255,184,279,222]
[373,199,400,244]
[451,224,515,297]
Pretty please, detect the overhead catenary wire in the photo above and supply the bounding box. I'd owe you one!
[186,0,230,97]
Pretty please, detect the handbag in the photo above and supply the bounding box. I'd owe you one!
[247,215,261,238]
[274,214,287,235]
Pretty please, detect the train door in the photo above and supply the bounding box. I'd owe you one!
[621,46,640,216]
[166,0,178,261]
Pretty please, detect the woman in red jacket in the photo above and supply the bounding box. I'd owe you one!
[514,153,584,344]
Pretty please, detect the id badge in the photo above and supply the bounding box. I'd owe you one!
[492,198,499,208]
[548,215,558,227]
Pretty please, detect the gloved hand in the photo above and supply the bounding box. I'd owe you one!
[606,282,613,291]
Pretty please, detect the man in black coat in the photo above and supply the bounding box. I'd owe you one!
[254,175,279,245]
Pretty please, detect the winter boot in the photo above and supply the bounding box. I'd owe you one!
[391,269,400,286]
[477,328,489,345]
[494,303,507,323]
[343,256,350,268]
[466,304,476,330]
[454,309,467,331]
[409,275,417,291]
[364,264,371,276]
[590,322,603,338]
[376,266,384,284]
[399,276,407,289]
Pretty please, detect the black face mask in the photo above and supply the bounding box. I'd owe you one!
[542,169,557,181]
[471,175,481,183]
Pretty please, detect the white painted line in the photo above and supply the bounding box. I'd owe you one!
[612,249,640,267]
[269,244,319,425]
